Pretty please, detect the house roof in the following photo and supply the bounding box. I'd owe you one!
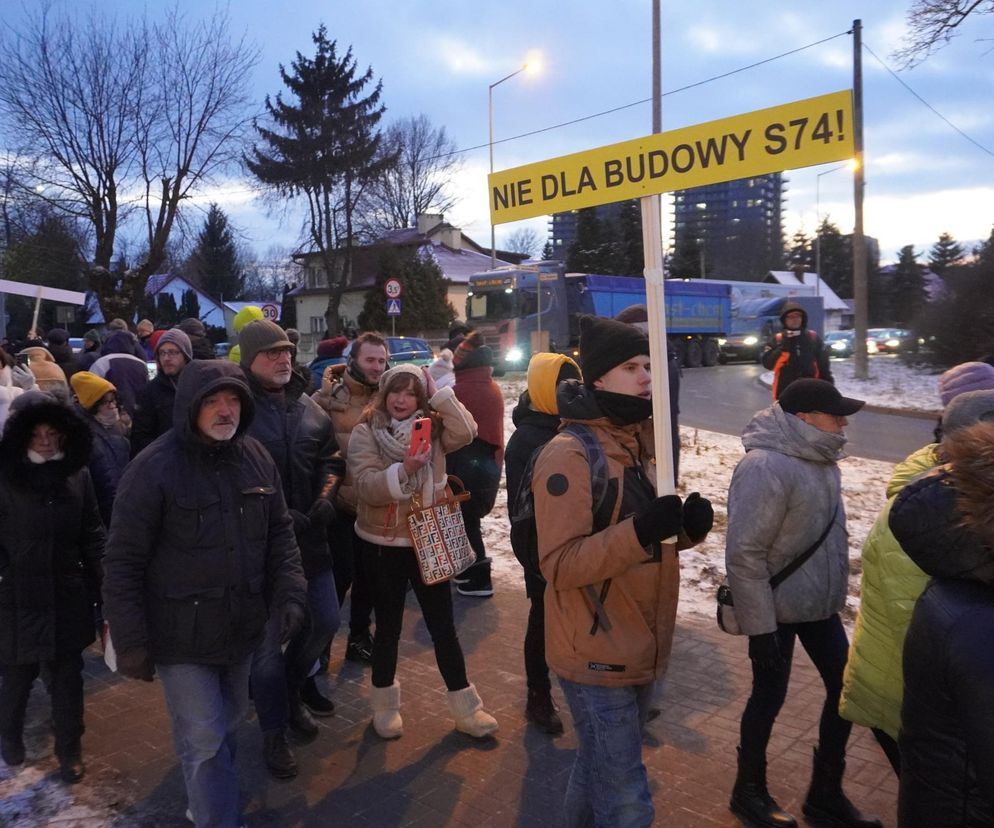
[765,271,849,311]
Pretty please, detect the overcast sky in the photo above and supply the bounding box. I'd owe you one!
[9,0,994,265]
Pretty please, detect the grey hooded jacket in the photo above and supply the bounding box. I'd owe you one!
[725,405,850,635]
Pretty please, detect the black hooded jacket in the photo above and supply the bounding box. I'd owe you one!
[760,302,833,398]
[0,399,105,664]
[131,370,180,457]
[890,467,994,825]
[102,360,306,666]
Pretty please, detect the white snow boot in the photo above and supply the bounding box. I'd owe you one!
[447,684,499,739]
[369,681,403,739]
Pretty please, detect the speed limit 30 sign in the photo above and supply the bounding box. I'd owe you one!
[384,278,403,299]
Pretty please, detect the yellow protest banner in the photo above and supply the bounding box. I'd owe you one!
[488,89,854,224]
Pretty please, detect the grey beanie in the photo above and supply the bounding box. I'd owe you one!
[942,389,994,435]
[156,328,193,362]
[238,320,292,367]
[379,363,427,392]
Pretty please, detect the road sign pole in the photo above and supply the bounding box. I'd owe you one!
[392,317,396,336]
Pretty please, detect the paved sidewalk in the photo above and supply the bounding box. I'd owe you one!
[3,560,898,827]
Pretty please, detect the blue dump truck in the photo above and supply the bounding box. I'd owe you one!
[717,294,826,364]
[465,265,732,368]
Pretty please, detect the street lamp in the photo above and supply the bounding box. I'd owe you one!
[489,58,541,269]
[814,160,858,295]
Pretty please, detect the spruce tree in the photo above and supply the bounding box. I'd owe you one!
[788,230,814,273]
[615,199,644,275]
[815,218,850,296]
[178,288,201,322]
[928,231,965,276]
[357,247,454,333]
[190,204,243,301]
[157,293,179,326]
[889,245,926,328]
[246,26,393,335]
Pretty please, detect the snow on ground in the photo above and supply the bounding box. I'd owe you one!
[806,355,942,413]
[488,377,896,628]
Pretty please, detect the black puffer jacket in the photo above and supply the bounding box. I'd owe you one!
[890,466,994,826]
[101,360,307,666]
[243,368,338,578]
[131,371,178,457]
[0,399,105,664]
[760,302,833,399]
[77,406,130,527]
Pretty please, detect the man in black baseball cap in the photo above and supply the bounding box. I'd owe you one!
[779,378,864,433]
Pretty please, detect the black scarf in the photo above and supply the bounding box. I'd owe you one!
[592,389,653,426]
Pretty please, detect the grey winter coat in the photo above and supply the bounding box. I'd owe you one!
[724,405,850,636]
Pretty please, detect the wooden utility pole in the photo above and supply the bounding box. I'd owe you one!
[852,19,869,380]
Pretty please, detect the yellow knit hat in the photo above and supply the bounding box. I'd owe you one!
[70,371,116,411]
[233,306,264,333]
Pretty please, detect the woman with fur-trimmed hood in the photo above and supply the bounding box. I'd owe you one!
[0,394,105,784]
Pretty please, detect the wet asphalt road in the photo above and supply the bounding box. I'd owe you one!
[678,361,937,464]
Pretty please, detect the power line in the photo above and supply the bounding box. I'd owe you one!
[862,40,994,158]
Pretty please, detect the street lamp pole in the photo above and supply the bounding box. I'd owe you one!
[489,65,529,271]
[814,163,848,297]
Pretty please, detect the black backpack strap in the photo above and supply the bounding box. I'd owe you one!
[563,423,610,521]
[769,504,839,589]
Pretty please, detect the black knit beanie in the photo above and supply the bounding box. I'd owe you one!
[579,315,650,387]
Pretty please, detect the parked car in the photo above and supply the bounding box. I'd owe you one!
[214,342,232,359]
[718,316,777,364]
[824,330,854,358]
[342,336,434,367]
[867,328,911,354]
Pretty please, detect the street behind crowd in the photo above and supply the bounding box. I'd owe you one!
[0,371,909,827]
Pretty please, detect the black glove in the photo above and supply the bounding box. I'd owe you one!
[288,508,310,536]
[632,494,683,546]
[682,492,714,543]
[748,633,786,672]
[307,497,336,528]
[117,647,156,682]
[279,602,306,646]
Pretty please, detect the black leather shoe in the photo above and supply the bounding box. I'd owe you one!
[288,700,319,743]
[1,735,25,766]
[301,676,335,717]
[345,632,373,664]
[263,730,297,780]
[59,755,86,784]
[525,690,564,735]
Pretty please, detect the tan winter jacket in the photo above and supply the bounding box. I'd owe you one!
[533,412,681,688]
[349,386,476,547]
[312,364,376,515]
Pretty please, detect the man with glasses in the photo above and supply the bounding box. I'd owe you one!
[238,320,340,780]
[131,329,193,457]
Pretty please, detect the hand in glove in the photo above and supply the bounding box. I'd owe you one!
[288,508,310,536]
[748,633,787,672]
[279,602,306,646]
[682,492,714,543]
[632,494,683,547]
[10,364,36,390]
[307,497,336,528]
[117,647,156,682]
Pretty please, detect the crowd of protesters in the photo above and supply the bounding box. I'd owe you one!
[1,310,992,828]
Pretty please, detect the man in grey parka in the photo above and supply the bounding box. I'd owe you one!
[725,379,880,828]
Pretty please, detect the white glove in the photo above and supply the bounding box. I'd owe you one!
[11,365,36,390]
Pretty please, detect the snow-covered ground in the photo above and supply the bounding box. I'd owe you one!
[489,376,898,627]
[811,355,942,413]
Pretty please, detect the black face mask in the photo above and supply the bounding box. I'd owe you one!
[592,389,653,426]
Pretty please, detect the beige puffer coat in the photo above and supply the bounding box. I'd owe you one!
[348,386,476,547]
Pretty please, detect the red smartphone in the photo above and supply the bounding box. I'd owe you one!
[407,417,432,457]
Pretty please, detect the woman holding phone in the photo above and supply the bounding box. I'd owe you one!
[348,364,499,741]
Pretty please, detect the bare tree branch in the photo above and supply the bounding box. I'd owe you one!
[894,0,994,66]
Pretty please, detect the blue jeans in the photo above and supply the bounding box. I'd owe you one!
[559,678,654,828]
[157,657,252,828]
[251,569,340,731]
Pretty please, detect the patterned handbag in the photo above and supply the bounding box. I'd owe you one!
[407,475,476,585]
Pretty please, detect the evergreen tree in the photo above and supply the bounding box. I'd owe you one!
[541,240,555,261]
[973,225,994,270]
[668,234,704,279]
[157,293,179,326]
[280,282,298,330]
[815,218,850,296]
[788,229,814,273]
[928,231,965,276]
[920,248,994,365]
[357,247,455,333]
[247,26,393,335]
[889,245,927,328]
[614,199,644,275]
[178,288,201,321]
[190,204,244,301]
[566,208,614,273]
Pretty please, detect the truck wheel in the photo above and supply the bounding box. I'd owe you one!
[703,339,720,367]
[684,340,703,368]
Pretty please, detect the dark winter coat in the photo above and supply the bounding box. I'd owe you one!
[91,332,150,417]
[243,368,338,578]
[101,360,307,666]
[890,462,994,826]
[77,406,131,527]
[760,302,833,399]
[447,364,504,520]
[131,371,179,457]
[0,399,105,664]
